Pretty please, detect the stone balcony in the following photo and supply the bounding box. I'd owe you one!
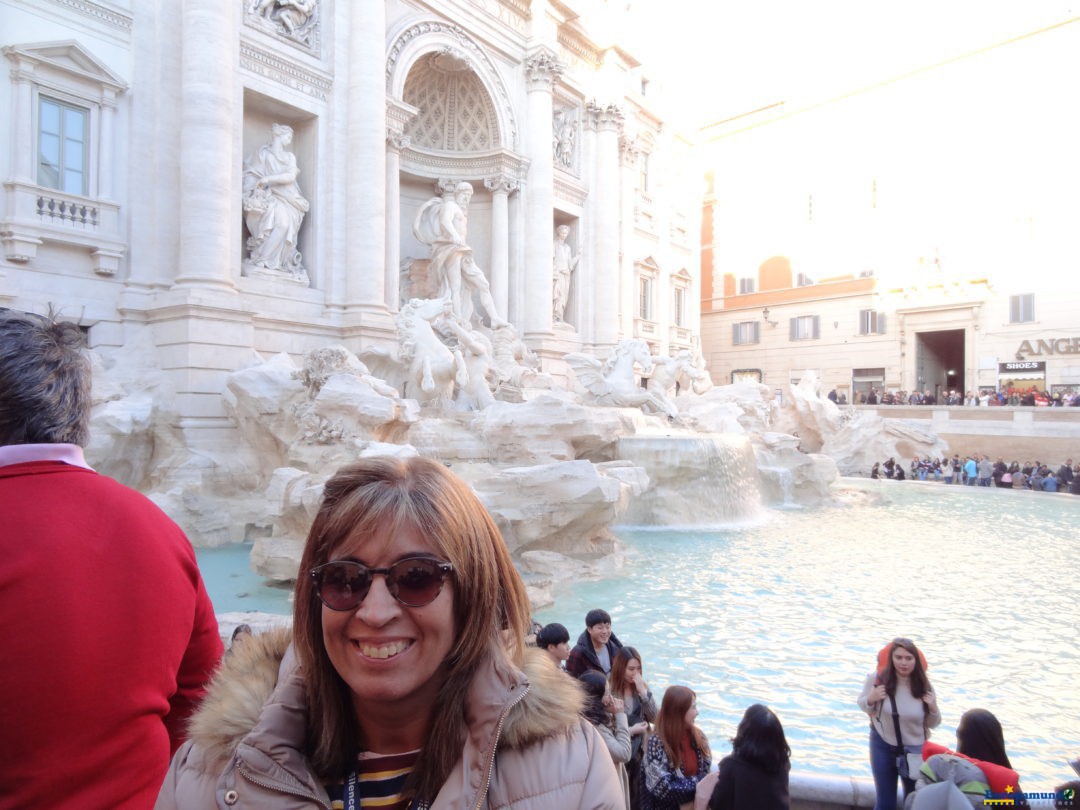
[1,179,125,274]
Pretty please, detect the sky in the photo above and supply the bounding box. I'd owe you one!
[620,1,1080,288]
[629,1,1079,125]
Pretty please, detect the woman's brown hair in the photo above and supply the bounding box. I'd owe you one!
[880,638,931,699]
[608,645,642,696]
[293,456,532,801]
[654,685,710,770]
[880,637,933,735]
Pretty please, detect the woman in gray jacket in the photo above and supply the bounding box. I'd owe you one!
[157,457,621,810]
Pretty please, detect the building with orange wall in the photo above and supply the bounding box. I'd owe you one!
[698,18,1080,401]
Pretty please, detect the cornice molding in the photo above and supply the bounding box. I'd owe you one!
[239,41,333,101]
[401,147,530,183]
[40,0,132,33]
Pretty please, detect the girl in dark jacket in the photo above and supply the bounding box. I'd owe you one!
[641,686,711,810]
[708,704,790,810]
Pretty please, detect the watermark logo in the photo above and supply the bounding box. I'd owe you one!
[984,785,1076,806]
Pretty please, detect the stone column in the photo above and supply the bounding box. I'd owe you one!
[174,0,237,291]
[590,102,623,349]
[384,133,406,309]
[97,91,119,200]
[385,98,418,310]
[619,133,641,342]
[484,174,518,320]
[8,60,34,181]
[523,51,563,339]
[345,0,387,318]
[508,184,525,327]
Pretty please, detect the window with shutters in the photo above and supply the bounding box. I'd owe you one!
[859,310,887,335]
[732,321,760,346]
[789,315,820,341]
[1009,294,1034,323]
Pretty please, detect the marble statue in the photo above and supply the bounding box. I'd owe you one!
[242,123,309,282]
[552,224,578,323]
[644,354,686,418]
[248,0,318,45]
[649,349,714,407]
[684,348,714,394]
[394,297,466,408]
[565,339,679,418]
[440,316,497,411]
[553,110,576,170]
[491,323,555,391]
[412,182,509,328]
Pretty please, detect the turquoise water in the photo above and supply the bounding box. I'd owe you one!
[196,542,294,615]
[535,481,1080,790]
[196,480,1080,789]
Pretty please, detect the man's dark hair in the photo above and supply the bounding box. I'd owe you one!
[585,608,611,628]
[0,310,90,446]
[536,622,569,649]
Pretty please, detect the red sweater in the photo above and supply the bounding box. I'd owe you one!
[0,460,223,809]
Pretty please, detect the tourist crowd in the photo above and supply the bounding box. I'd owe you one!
[870,454,1080,493]
[536,619,1080,810]
[840,387,1080,407]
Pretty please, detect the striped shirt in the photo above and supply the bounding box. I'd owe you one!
[328,750,420,810]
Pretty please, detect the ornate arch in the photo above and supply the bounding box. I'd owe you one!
[386,17,518,152]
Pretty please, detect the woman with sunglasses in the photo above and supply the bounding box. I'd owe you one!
[640,686,711,810]
[608,647,657,809]
[158,456,622,809]
[857,637,940,810]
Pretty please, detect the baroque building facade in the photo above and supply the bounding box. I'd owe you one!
[699,18,1080,402]
[1,0,700,447]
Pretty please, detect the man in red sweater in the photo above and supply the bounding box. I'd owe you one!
[0,310,223,808]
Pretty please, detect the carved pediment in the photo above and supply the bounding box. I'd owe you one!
[3,40,127,92]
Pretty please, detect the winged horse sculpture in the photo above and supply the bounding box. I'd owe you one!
[564,338,679,418]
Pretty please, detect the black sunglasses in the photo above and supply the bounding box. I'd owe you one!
[311,556,453,610]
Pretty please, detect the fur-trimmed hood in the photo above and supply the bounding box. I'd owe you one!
[185,627,586,771]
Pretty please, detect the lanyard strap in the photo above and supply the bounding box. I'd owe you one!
[345,770,359,810]
[888,694,905,756]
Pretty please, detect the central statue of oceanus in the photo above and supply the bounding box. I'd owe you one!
[412,182,508,329]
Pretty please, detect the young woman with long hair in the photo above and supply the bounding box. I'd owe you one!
[909,708,1029,808]
[707,704,790,810]
[640,685,711,810]
[157,457,623,809]
[857,637,941,810]
[609,647,658,808]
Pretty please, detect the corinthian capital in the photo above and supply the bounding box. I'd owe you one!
[484,174,520,195]
[386,131,411,153]
[619,134,642,166]
[587,101,624,133]
[525,50,564,89]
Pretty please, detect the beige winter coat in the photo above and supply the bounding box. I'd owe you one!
[156,628,622,810]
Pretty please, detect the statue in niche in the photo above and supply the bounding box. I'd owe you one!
[242,123,310,283]
[248,0,318,46]
[553,110,576,169]
[413,182,509,328]
[552,224,578,323]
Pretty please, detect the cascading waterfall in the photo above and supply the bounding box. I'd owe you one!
[616,433,763,526]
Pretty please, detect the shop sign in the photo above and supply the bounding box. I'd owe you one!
[1016,338,1080,356]
[999,361,1045,373]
